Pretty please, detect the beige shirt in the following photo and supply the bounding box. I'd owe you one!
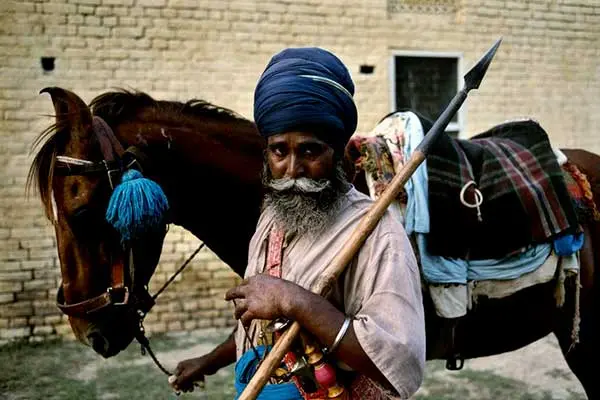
[234,187,425,399]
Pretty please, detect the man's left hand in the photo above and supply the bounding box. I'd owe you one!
[225,275,300,326]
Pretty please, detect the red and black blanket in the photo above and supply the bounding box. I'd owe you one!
[427,119,579,259]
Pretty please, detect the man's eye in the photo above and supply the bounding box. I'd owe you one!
[302,144,323,157]
[270,146,286,157]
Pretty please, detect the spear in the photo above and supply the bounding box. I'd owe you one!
[238,37,503,400]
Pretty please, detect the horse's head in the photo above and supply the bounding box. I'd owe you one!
[28,87,167,357]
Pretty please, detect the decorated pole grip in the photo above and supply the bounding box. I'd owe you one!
[303,337,347,399]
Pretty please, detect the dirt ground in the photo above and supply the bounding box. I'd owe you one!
[414,334,586,399]
[1,329,588,400]
[151,331,587,399]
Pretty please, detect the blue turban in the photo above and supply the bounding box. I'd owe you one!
[253,47,358,152]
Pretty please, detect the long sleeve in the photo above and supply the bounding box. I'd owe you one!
[344,220,426,398]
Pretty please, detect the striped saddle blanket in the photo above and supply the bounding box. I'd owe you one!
[426,119,579,259]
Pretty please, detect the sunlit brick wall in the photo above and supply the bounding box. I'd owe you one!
[1,0,598,343]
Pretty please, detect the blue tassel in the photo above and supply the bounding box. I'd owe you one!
[105,170,169,242]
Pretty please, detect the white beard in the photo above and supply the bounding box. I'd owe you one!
[262,163,348,236]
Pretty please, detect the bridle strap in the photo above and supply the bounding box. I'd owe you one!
[54,117,146,182]
[92,116,125,161]
[56,249,129,318]
[122,146,148,174]
[54,116,143,317]
[57,286,113,317]
[112,249,126,289]
[53,116,181,378]
[54,160,122,176]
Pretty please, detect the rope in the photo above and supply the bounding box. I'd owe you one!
[459,180,484,222]
[233,299,261,362]
[569,267,581,353]
[153,243,205,301]
[136,331,173,376]
[135,242,206,381]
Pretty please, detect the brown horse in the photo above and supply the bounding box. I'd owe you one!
[29,88,600,398]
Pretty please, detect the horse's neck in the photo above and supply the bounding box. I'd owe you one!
[123,119,264,276]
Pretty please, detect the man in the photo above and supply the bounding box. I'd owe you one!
[170,47,425,399]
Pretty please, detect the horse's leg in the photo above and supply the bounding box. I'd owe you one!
[553,223,600,399]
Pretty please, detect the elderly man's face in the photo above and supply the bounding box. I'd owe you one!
[266,131,335,180]
[263,131,347,236]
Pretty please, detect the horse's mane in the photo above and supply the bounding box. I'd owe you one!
[27,120,67,222]
[28,89,257,221]
[89,89,252,127]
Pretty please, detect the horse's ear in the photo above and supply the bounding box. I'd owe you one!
[40,87,92,138]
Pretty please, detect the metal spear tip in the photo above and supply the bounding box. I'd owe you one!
[464,37,503,91]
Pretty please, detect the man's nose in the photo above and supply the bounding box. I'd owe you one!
[285,155,305,179]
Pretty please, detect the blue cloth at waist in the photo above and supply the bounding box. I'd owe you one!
[234,345,302,400]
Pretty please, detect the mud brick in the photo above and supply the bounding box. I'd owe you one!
[1,327,31,339]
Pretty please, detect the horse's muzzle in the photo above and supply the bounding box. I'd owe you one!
[87,330,121,358]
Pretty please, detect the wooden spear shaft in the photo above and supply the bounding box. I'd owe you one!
[238,38,502,400]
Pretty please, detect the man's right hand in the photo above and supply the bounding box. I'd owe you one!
[169,354,217,393]
[168,331,237,393]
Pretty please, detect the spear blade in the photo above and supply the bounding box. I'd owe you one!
[416,37,502,154]
[465,37,503,91]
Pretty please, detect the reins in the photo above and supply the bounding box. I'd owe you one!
[152,243,206,301]
[135,242,206,377]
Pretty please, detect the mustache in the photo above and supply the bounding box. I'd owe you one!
[265,177,331,193]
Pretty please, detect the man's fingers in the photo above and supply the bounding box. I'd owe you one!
[195,379,206,389]
[168,375,181,392]
[225,284,247,301]
[233,299,248,320]
[169,374,184,389]
[174,363,183,375]
[240,310,254,327]
[170,375,197,393]
[180,383,195,393]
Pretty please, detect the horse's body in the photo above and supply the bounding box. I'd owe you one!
[30,88,600,398]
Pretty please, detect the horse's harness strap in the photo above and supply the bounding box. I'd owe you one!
[52,116,192,377]
[92,116,125,160]
[122,146,148,174]
[112,250,126,290]
[56,257,129,318]
[55,117,138,317]
[55,117,147,187]
[57,286,114,317]
[54,160,122,176]
[53,117,160,320]
[92,116,147,174]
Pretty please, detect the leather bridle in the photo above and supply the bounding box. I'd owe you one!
[53,116,154,319]
[52,116,205,380]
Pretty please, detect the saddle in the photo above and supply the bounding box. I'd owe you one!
[426,119,579,259]
[348,113,591,370]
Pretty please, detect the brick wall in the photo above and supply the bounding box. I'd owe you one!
[1,0,599,343]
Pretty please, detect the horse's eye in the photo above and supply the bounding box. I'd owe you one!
[72,207,88,220]
[70,207,106,237]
